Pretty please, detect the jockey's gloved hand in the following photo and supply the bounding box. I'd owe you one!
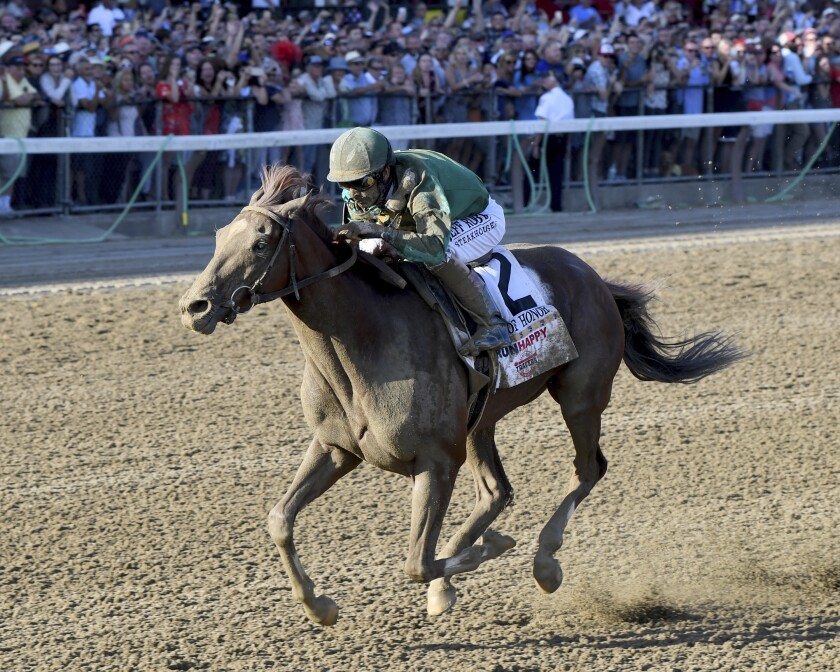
[358,238,397,258]
[339,220,384,240]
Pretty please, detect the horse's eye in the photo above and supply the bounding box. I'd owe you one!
[254,239,269,252]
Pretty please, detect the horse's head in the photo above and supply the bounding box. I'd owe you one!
[180,165,333,334]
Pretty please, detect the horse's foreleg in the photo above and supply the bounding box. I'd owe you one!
[268,438,360,626]
[533,401,608,594]
[428,427,515,616]
[404,458,461,583]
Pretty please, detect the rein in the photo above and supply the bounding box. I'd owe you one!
[223,204,357,318]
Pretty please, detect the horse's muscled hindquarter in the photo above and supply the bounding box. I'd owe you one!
[180,165,744,625]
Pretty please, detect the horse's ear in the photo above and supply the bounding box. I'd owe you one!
[249,187,265,206]
[276,191,312,220]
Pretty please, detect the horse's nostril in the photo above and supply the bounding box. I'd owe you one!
[188,299,210,316]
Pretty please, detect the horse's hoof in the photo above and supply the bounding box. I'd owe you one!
[481,528,516,559]
[533,552,563,594]
[304,595,339,626]
[427,580,457,617]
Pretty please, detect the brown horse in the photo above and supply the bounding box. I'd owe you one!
[179,165,743,626]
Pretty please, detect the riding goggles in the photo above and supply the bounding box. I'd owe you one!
[338,173,378,191]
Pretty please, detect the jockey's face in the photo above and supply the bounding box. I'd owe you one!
[341,166,391,211]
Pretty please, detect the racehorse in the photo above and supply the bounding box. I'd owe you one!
[179,164,743,626]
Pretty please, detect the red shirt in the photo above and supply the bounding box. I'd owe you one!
[155,79,193,135]
[831,64,840,109]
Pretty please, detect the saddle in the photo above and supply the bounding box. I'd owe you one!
[356,248,579,433]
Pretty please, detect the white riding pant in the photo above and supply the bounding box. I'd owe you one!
[446,197,506,265]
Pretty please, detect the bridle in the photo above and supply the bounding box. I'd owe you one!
[221,204,357,321]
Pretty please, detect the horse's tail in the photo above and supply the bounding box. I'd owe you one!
[607,281,746,384]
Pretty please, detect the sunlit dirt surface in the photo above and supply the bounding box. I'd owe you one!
[2,231,838,671]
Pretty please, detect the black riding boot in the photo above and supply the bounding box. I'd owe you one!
[429,257,512,356]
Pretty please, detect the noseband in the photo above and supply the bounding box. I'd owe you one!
[222,204,357,319]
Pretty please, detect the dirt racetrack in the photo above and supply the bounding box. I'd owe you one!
[2,226,838,671]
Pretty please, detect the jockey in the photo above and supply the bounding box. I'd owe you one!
[327,127,512,356]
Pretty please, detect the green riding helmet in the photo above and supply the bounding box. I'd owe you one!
[327,127,394,183]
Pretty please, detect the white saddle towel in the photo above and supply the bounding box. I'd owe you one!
[474,247,578,388]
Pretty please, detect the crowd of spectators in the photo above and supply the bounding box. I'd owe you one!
[0,0,839,214]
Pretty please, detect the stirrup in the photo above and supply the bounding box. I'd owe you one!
[458,324,512,356]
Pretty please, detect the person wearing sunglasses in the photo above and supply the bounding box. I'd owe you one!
[327,127,512,356]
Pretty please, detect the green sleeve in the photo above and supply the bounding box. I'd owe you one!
[386,210,450,265]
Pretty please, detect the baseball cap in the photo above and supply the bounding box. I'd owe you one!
[345,50,364,63]
[327,56,349,73]
[6,55,26,67]
[306,54,325,65]
[599,42,615,56]
[778,31,797,46]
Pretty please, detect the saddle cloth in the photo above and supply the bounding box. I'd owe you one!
[474,246,578,389]
[398,246,578,396]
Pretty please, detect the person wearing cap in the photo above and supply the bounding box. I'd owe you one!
[581,43,617,203]
[328,127,513,355]
[613,32,648,181]
[0,54,43,213]
[297,54,336,178]
[529,67,574,212]
[324,56,349,125]
[673,39,711,176]
[338,51,384,127]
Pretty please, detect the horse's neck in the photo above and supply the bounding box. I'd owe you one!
[292,276,393,415]
[280,236,381,399]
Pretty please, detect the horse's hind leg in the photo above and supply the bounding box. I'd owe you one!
[268,438,360,626]
[533,376,611,594]
[428,426,516,616]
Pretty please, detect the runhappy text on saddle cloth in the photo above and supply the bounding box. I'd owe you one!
[471,247,578,388]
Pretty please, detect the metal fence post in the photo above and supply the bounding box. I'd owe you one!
[636,95,644,184]
[704,85,715,176]
[60,108,71,216]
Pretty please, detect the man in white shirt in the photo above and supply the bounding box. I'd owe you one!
[778,32,812,170]
[530,68,575,212]
[339,51,384,127]
[70,57,105,204]
[297,54,336,178]
[87,1,126,38]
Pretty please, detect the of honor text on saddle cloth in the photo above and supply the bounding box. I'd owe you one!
[472,247,579,389]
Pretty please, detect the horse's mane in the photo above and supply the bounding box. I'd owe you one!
[252,164,336,245]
